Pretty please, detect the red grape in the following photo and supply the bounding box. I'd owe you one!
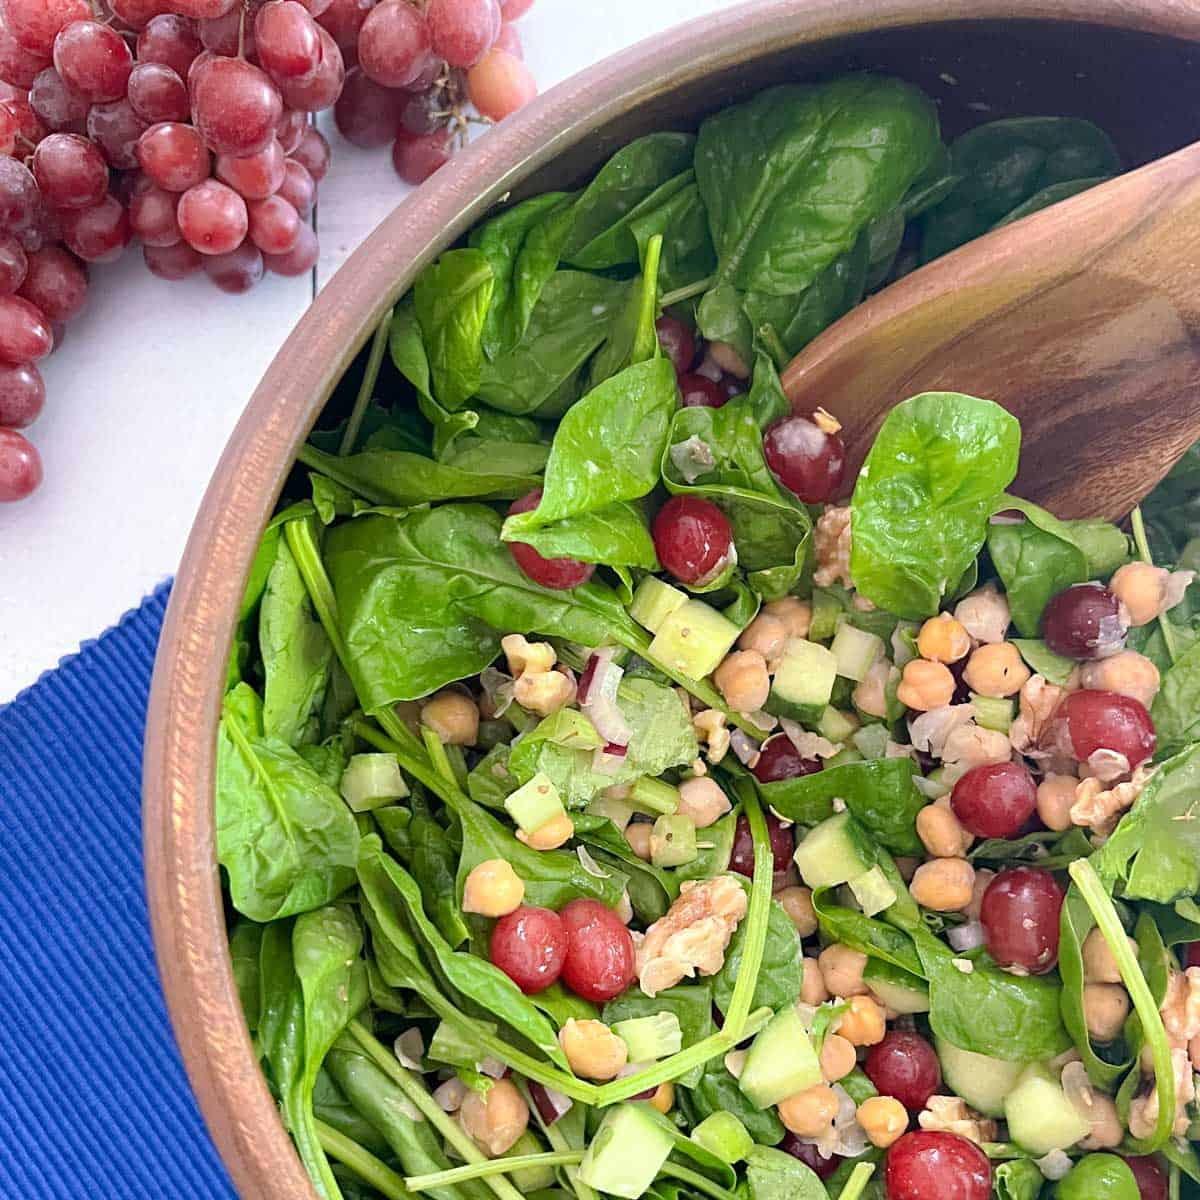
[751,734,822,784]
[165,0,238,18]
[493,21,520,57]
[398,86,442,136]
[246,193,299,253]
[779,1138,840,1181]
[61,195,131,262]
[391,127,451,183]
[198,0,265,54]
[0,97,17,154]
[126,61,189,123]
[0,360,43,427]
[129,182,181,245]
[1060,689,1156,767]
[498,0,533,18]
[202,237,264,292]
[1187,943,1200,970]
[0,292,50,362]
[405,51,441,90]
[177,177,247,255]
[315,0,372,49]
[1,0,90,57]
[290,123,329,179]
[1122,1157,1169,1200]
[261,219,315,274]
[3,96,50,146]
[655,314,695,374]
[505,488,595,589]
[255,0,321,79]
[15,197,61,251]
[274,106,306,153]
[143,237,201,279]
[466,48,534,122]
[276,26,342,110]
[29,67,88,133]
[559,898,636,1003]
[0,425,41,501]
[0,19,49,88]
[0,234,26,293]
[186,47,217,86]
[277,157,314,216]
[294,0,333,15]
[427,0,499,68]
[190,55,281,157]
[764,414,847,503]
[136,13,202,76]
[980,867,1065,974]
[19,244,86,321]
[52,19,132,103]
[109,0,165,27]
[358,0,430,88]
[678,372,725,408]
[885,1132,991,1200]
[86,98,148,168]
[729,810,794,876]
[136,121,209,191]
[1041,584,1126,660]
[865,1031,942,1111]
[950,762,1038,839]
[490,906,567,995]
[0,156,39,233]
[334,66,403,147]
[216,138,285,198]
[652,495,733,585]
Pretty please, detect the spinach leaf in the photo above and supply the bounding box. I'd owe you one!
[850,392,1020,618]
[324,506,630,707]
[994,1158,1044,1200]
[812,888,924,978]
[413,248,494,411]
[969,825,1093,869]
[685,1060,785,1146]
[466,743,519,809]
[502,500,658,571]
[629,175,716,296]
[400,795,470,949]
[228,522,281,689]
[1141,438,1200,561]
[759,758,926,854]
[602,984,713,1088]
[230,918,264,1033]
[921,117,1119,261]
[991,176,1110,229]
[744,1146,827,1200]
[1150,639,1200,758]
[260,535,332,748]
[529,981,598,1027]
[502,356,677,532]
[509,677,697,805]
[987,496,1129,637]
[216,691,359,923]
[312,1067,390,1158]
[571,812,677,922]
[1012,639,1078,686]
[714,889,802,1016]
[1091,743,1200,903]
[587,231,662,388]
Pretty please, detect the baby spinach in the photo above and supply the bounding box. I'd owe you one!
[396,794,470,949]
[850,392,1020,618]
[714,889,803,1016]
[312,1068,390,1158]
[685,1061,785,1147]
[970,825,1093,869]
[812,888,924,978]
[228,522,281,689]
[993,1158,1044,1200]
[1091,743,1200,903]
[587,232,661,388]
[466,743,519,809]
[217,687,359,923]
[1150,639,1200,758]
[602,984,714,1088]
[502,501,658,571]
[629,175,716,296]
[744,1146,826,1200]
[991,176,1110,229]
[1011,638,1077,686]
[572,812,676,921]
[230,918,265,1034]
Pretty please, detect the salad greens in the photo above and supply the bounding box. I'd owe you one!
[217,73,1200,1200]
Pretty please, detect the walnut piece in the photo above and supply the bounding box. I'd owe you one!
[1008,674,1073,760]
[1128,1047,1195,1139]
[693,708,730,765]
[1070,765,1153,834]
[813,505,853,590]
[636,875,748,997]
[916,1096,998,1146]
[1161,967,1200,1046]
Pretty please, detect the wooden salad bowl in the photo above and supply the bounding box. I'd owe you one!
[143,3,1200,1197]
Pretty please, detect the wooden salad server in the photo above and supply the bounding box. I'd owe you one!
[781,139,1200,521]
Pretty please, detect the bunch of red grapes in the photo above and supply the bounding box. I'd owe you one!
[0,0,538,502]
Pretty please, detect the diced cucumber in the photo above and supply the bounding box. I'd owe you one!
[539,708,604,749]
[586,793,634,831]
[921,766,953,798]
[847,866,896,917]
[739,1005,822,1109]
[864,960,929,1014]
[504,772,565,835]
[935,1037,1029,1118]
[612,1012,683,1061]
[503,1131,558,1191]
[1004,1066,1091,1155]
[427,1020,479,1069]
[768,639,837,721]
[630,577,688,635]
[339,753,409,812]
[970,692,1013,733]
[651,813,697,867]
[577,1103,675,1199]
[792,812,875,890]
[830,622,885,682]
[825,748,864,768]
[691,1113,753,1164]
[817,706,859,744]
[851,723,890,760]
[630,776,680,816]
[809,589,841,641]
[648,599,741,681]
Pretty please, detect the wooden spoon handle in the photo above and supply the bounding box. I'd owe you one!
[782,139,1200,521]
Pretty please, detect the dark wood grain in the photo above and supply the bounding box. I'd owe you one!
[782,140,1200,520]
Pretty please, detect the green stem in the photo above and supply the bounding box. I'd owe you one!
[421,726,459,786]
[1169,1162,1181,1200]
[339,308,394,456]
[315,1119,410,1200]
[517,1080,598,1200]
[284,515,350,666]
[633,234,663,362]
[835,1161,877,1200]
[1131,506,1178,665]
[658,1162,740,1200]
[723,779,773,1032]
[1068,860,1176,1152]
[756,323,790,370]
[660,276,714,309]
[406,1152,584,1192]
[347,1021,527,1200]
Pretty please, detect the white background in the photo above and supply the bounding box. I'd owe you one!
[0,0,731,701]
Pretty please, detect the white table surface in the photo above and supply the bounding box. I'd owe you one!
[0,0,730,702]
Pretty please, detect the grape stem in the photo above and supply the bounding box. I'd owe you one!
[339,306,394,456]
[1130,505,1178,665]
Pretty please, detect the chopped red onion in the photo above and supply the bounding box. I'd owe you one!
[528,1081,573,1125]
[730,729,760,766]
[591,742,629,775]
[580,650,632,747]
[480,666,516,717]
[434,1077,467,1113]
[947,920,985,952]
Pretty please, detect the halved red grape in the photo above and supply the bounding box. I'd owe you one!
[52,19,132,102]
[505,487,595,590]
[652,495,733,586]
[392,127,451,184]
[358,0,429,87]
[950,761,1038,839]
[127,61,189,123]
[0,360,43,427]
[143,237,201,280]
[678,372,725,409]
[764,413,846,503]
[1041,584,1126,660]
[18,244,85,321]
[885,1131,991,1200]
[0,424,41,501]
[137,121,209,191]
[865,1030,942,1111]
[466,46,534,122]
[191,55,281,157]
[177,178,247,256]
[136,13,202,76]
[980,867,1064,974]
[489,905,566,994]
[559,898,635,1003]
[729,810,794,877]
[1060,689,1155,767]
[751,734,822,784]
[203,238,264,293]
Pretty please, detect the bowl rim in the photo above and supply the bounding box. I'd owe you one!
[143,2,1200,1197]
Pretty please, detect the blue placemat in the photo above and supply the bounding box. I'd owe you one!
[0,582,237,1200]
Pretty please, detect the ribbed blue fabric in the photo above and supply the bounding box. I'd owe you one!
[0,582,236,1200]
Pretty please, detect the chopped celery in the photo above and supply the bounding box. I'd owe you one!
[612,1012,683,1061]
[650,813,697,867]
[629,776,680,816]
[970,692,1013,733]
[830,622,885,682]
[504,772,565,834]
[340,753,409,812]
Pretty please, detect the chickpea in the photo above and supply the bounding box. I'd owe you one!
[1081,651,1160,710]
[458,1078,529,1156]
[714,649,771,714]
[801,956,830,1005]
[966,868,995,922]
[1083,983,1131,1042]
[953,585,1011,645]
[762,597,813,640]
[897,659,956,711]
[514,670,576,716]
[738,613,789,665]
[819,943,869,999]
[557,1019,627,1081]
[1190,1034,1200,1073]
[819,1033,857,1083]
[776,885,818,938]
[777,1084,839,1137]
[708,339,750,380]
[856,1096,908,1148]
[1082,927,1137,984]
[462,859,524,917]
[501,633,556,678]
[916,802,972,858]
[837,995,886,1046]
[910,857,975,912]
[1079,1091,1124,1150]
[517,810,574,851]
[625,822,653,860]
[917,614,971,664]
[1037,774,1079,833]
[962,642,1030,699]
[1110,562,1169,626]
[649,1082,674,1114]
[853,658,894,718]
[421,690,480,746]
[677,777,731,829]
